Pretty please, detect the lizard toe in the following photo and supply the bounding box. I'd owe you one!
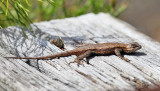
[69,59,83,66]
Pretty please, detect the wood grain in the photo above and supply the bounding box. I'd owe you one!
[0,13,160,91]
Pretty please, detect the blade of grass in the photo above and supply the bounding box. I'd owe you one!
[114,3,127,17]
[5,0,8,16]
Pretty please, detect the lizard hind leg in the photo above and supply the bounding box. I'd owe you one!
[69,51,93,66]
[69,58,83,66]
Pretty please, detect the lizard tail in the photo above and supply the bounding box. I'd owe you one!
[4,51,73,60]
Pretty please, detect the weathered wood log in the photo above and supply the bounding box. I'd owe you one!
[0,13,160,91]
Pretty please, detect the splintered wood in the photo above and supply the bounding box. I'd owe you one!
[0,13,160,91]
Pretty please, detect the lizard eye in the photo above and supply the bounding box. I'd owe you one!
[131,43,139,48]
[132,46,137,48]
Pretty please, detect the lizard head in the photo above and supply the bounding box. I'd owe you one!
[123,42,142,53]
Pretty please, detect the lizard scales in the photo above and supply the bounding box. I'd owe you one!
[5,42,142,65]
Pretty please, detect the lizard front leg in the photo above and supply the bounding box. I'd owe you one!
[69,51,93,66]
[115,48,130,62]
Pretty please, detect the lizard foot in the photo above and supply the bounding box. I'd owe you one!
[119,56,130,62]
[69,59,83,66]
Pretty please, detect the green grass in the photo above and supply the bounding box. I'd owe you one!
[0,0,127,29]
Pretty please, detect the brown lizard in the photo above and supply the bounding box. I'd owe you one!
[4,42,142,66]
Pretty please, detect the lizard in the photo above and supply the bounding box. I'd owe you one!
[4,42,142,66]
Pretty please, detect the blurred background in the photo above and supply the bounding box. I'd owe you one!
[0,0,160,41]
[119,0,160,42]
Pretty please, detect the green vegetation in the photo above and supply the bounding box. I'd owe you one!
[0,0,127,29]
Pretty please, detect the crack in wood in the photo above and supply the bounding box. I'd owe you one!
[75,70,97,84]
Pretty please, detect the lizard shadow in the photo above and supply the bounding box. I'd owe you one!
[124,52,146,56]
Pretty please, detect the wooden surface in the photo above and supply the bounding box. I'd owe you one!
[0,13,160,91]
